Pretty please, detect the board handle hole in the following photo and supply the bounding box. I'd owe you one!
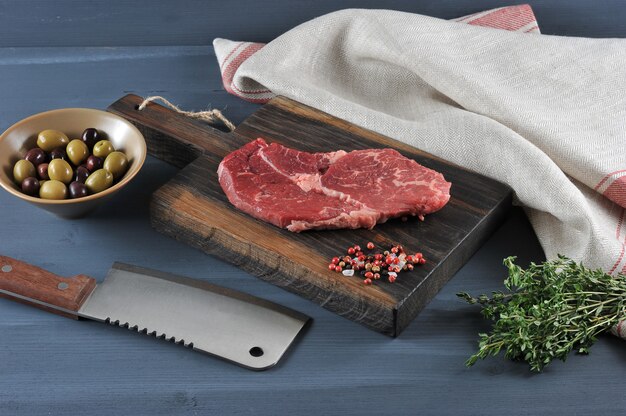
[249,346,264,357]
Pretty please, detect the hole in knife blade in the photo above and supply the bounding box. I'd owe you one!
[249,347,264,357]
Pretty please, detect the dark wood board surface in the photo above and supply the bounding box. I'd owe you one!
[108,94,512,336]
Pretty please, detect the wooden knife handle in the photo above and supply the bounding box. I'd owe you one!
[107,94,246,168]
[0,256,97,319]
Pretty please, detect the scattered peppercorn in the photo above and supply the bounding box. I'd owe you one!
[328,242,427,285]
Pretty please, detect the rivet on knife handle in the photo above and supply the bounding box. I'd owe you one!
[0,255,96,319]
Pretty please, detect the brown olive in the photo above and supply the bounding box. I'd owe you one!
[85,169,113,194]
[68,181,88,199]
[24,148,47,166]
[92,140,115,158]
[13,159,36,184]
[39,180,67,200]
[86,155,103,172]
[81,128,101,149]
[103,151,129,180]
[37,130,69,152]
[21,177,40,196]
[66,139,89,166]
[48,159,73,184]
[37,163,49,180]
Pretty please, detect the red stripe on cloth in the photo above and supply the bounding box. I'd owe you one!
[219,42,245,70]
[471,12,535,32]
[468,5,536,31]
[220,5,540,102]
[604,176,626,208]
[594,169,626,209]
[595,169,626,190]
[609,208,626,275]
[222,43,268,95]
[222,43,265,84]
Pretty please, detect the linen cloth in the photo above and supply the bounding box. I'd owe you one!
[213,6,626,337]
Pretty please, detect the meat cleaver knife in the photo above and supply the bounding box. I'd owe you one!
[0,256,309,370]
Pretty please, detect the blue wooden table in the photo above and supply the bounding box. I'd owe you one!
[1,2,625,415]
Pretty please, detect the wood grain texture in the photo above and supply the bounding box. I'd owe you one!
[108,94,512,336]
[1,0,626,47]
[0,256,96,319]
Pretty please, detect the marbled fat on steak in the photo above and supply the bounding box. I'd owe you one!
[217,138,451,232]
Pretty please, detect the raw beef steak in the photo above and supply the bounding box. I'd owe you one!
[218,138,451,232]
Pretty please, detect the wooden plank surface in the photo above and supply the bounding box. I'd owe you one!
[1,0,626,47]
[1,14,626,416]
[108,94,511,336]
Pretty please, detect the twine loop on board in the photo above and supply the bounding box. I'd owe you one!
[137,96,236,132]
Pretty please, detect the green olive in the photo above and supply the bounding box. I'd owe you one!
[37,129,69,152]
[85,169,113,194]
[92,140,115,158]
[66,139,89,166]
[48,159,73,184]
[103,151,129,180]
[13,159,36,185]
[39,180,67,200]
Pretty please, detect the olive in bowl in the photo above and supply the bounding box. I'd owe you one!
[0,108,146,218]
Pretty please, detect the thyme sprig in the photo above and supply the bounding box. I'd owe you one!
[458,255,626,372]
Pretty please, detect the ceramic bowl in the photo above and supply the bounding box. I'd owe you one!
[0,108,146,218]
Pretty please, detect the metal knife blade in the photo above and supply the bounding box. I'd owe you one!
[0,256,309,370]
[78,263,309,370]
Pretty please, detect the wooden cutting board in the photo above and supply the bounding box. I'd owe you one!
[108,94,512,337]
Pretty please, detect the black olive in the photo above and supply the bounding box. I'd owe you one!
[49,147,67,161]
[21,177,40,196]
[24,148,48,166]
[75,166,90,183]
[68,181,89,199]
[81,128,100,150]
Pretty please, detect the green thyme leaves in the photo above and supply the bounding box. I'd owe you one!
[458,255,626,372]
